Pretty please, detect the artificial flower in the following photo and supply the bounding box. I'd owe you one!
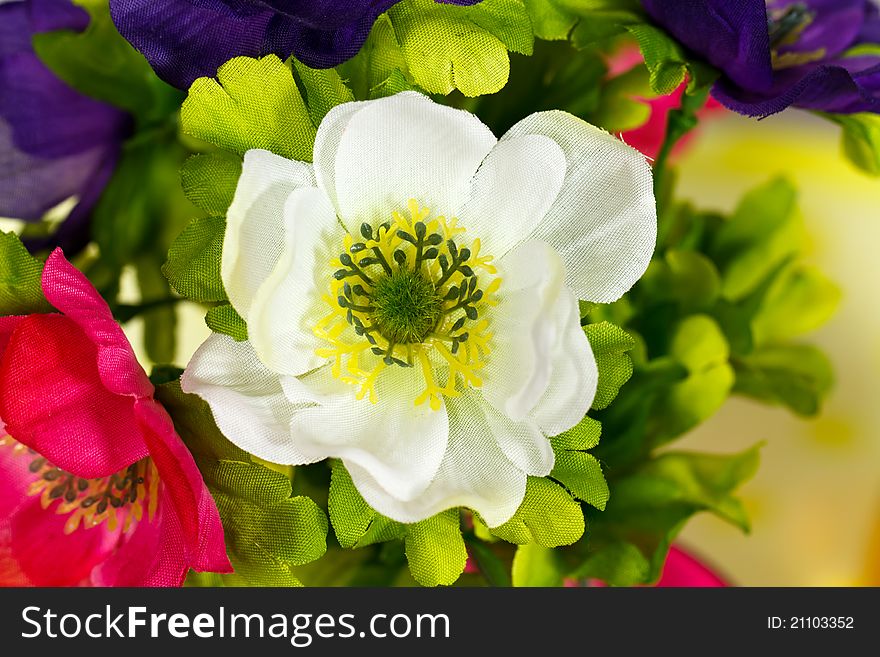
[0,250,231,586]
[607,46,724,160]
[182,91,656,527]
[0,0,130,255]
[655,546,728,587]
[109,0,482,90]
[643,0,880,117]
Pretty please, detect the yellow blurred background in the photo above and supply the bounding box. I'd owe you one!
[672,110,880,586]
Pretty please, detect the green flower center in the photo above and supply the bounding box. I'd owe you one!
[370,268,444,344]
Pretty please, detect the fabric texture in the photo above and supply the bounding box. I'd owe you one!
[0,0,130,255]
[643,0,880,116]
[109,0,483,89]
[183,91,656,527]
[0,250,231,586]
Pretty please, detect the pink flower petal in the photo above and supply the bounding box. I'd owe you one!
[41,249,153,399]
[0,314,149,477]
[657,545,728,587]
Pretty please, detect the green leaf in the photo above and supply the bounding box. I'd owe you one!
[733,344,834,416]
[711,177,803,301]
[511,543,565,587]
[180,153,243,216]
[156,381,328,586]
[521,0,641,43]
[551,415,602,452]
[292,61,355,124]
[32,0,180,121]
[337,15,414,100]
[825,113,880,176]
[163,216,227,302]
[649,315,734,445]
[205,304,248,341]
[551,451,609,511]
[624,23,688,95]
[584,321,636,410]
[181,55,316,161]
[327,460,406,549]
[751,264,840,344]
[463,535,511,586]
[404,510,468,587]
[387,0,533,97]
[0,232,53,315]
[578,445,760,585]
[491,476,585,547]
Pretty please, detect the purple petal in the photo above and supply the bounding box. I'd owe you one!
[642,0,775,93]
[771,0,866,59]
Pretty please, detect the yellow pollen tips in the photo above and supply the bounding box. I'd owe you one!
[314,199,500,408]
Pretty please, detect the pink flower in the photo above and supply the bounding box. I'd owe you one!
[0,250,231,586]
[655,545,727,587]
[609,47,724,161]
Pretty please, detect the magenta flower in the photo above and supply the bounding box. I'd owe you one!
[0,250,231,586]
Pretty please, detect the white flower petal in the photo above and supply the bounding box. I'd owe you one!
[181,334,316,465]
[312,99,370,214]
[501,111,656,303]
[328,91,497,230]
[222,149,316,318]
[350,389,527,527]
[529,288,598,436]
[481,240,566,421]
[457,134,566,257]
[280,365,449,502]
[248,187,340,376]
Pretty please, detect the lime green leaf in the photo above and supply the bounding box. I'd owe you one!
[205,304,248,341]
[826,113,880,176]
[751,265,841,344]
[650,315,734,445]
[624,23,688,95]
[32,0,180,121]
[551,415,602,452]
[387,0,533,97]
[292,61,355,124]
[180,153,243,216]
[163,216,226,302]
[552,451,609,511]
[491,476,585,547]
[337,15,414,100]
[733,344,833,416]
[522,0,641,43]
[181,55,316,161]
[0,232,52,315]
[511,543,565,586]
[592,64,655,133]
[584,322,636,410]
[578,445,760,585]
[404,510,468,586]
[156,381,328,586]
[711,177,803,301]
[328,461,406,549]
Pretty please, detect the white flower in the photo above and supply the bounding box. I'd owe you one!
[182,92,655,527]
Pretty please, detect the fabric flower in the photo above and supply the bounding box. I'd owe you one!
[0,250,231,586]
[643,0,880,117]
[0,0,131,255]
[655,545,728,587]
[109,0,482,90]
[182,92,656,527]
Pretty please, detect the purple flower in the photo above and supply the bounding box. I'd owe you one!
[0,0,131,255]
[643,0,880,117]
[109,0,483,90]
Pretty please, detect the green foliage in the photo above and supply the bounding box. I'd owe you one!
[181,55,316,162]
[337,15,415,100]
[386,0,533,96]
[32,0,181,123]
[205,304,248,341]
[511,543,566,586]
[292,61,356,124]
[522,0,642,46]
[491,477,585,547]
[550,416,610,510]
[576,445,760,585]
[156,381,328,586]
[826,113,880,176]
[0,233,53,315]
[180,154,243,216]
[163,216,227,303]
[584,322,636,410]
